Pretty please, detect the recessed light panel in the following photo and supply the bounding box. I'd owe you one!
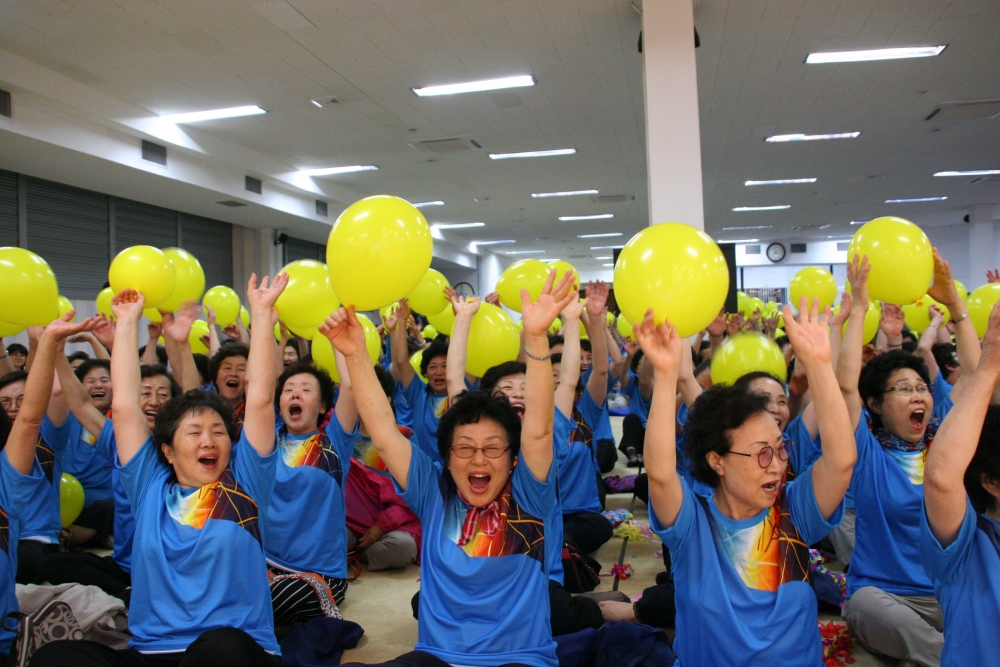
[577,233,623,239]
[531,190,599,198]
[299,165,378,176]
[806,45,946,64]
[745,178,817,186]
[559,214,614,221]
[884,197,947,203]
[732,205,791,212]
[160,105,267,123]
[765,132,860,142]
[934,170,1000,177]
[413,75,535,97]
[413,200,445,207]
[489,149,576,160]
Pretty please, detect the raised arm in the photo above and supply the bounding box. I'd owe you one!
[241,273,288,457]
[55,351,105,440]
[635,309,684,527]
[161,302,203,392]
[204,305,222,357]
[836,255,871,430]
[445,290,479,402]
[916,306,944,383]
[677,336,703,410]
[619,340,638,388]
[110,291,152,466]
[786,297,857,520]
[141,321,162,367]
[555,297,583,417]
[0,339,13,376]
[924,300,1000,545]
[927,249,980,403]
[387,300,415,388]
[706,310,726,359]
[606,326,623,382]
[585,281,610,406]
[333,348,359,433]
[520,270,577,481]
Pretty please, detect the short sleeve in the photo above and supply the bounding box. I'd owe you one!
[396,443,441,520]
[786,414,821,475]
[92,420,117,463]
[649,476,698,551]
[785,465,845,544]
[511,451,557,520]
[397,375,427,408]
[0,449,45,520]
[116,435,164,514]
[325,417,359,467]
[932,374,952,405]
[576,389,604,430]
[853,416,877,468]
[40,415,74,456]
[919,496,976,585]
[232,431,278,511]
[553,408,575,457]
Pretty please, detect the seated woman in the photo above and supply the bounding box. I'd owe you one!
[331,269,574,667]
[920,299,1000,667]
[31,273,287,667]
[642,295,856,667]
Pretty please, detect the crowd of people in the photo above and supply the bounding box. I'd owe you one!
[0,250,998,667]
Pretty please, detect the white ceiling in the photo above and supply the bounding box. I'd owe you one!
[0,0,998,272]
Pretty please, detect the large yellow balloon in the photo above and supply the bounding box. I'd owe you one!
[422,325,438,340]
[848,217,932,305]
[606,312,615,327]
[789,267,837,313]
[60,473,85,527]
[407,269,450,316]
[0,247,59,325]
[710,333,787,386]
[158,248,205,313]
[275,260,341,330]
[109,245,176,308]
[143,307,162,323]
[835,300,882,343]
[616,314,633,341]
[327,196,432,310]
[311,314,380,382]
[410,349,427,382]
[614,223,729,337]
[203,286,242,327]
[96,288,115,320]
[742,297,765,319]
[901,295,949,333]
[427,306,456,336]
[496,259,551,313]
[57,296,74,322]
[240,306,250,328]
[548,260,580,292]
[968,283,1000,338]
[189,320,210,354]
[379,302,400,325]
[288,323,318,340]
[466,303,520,377]
[953,280,969,303]
[0,319,25,337]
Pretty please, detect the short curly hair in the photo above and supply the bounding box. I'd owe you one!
[208,344,249,388]
[275,363,336,426]
[858,350,931,429]
[436,390,521,463]
[420,339,449,377]
[152,390,238,465]
[480,362,526,395]
[684,384,772,488]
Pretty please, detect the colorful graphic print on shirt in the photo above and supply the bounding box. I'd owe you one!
[442,480,545,563]
[278,430,344,485]
[166,469,261,543]
[432,394,449,420]
[350,425,413,473]
[884,448,928,485]
[36,438,55,485]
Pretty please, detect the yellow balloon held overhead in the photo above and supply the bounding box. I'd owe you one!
[711,333,787,386]
[158,248,205,313]
[496,259,551,313]
[407,269,450,316]
[275,260,341,330]
[741,297,765,319]
[0,247,60,326]
[0,319,25,337]
[410,350,427,382]
[616,314,633,341]
[109,245,176,309]
[606,312,615,327]
[427,306,456,337]
[274,322,283,340]
[789,267,837,313]
[968,283,1000,338]
[422,325,438,340]
[57,296,74,322]
[288,323,318,340]
[203,286,242,327]
[143,307,162,323]
[835,300,882,343]
[60,473,85,527]
[901,295,949,333]
[548,260,580,293]
[379,302,400,326]
[96,288,115,320]
[953,280,969,303]
[327,195,433,311]
[466,303,520,377]
[189,320,210,354]
[614,223,729,338]
[549,317,562,335]
[849,217,932,305]
[241,306,251,328]
[311,314,381,382]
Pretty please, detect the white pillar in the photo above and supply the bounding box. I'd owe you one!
[968,205,998,288]
[232,226,282,293]
[642,0,704,230]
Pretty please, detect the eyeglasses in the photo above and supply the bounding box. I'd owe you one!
[885,382,930,397]
[726,440,791,468]
[451,444,509,459]
[0,396,24,409]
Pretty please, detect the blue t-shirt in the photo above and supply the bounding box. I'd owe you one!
[400,444,559,667]
[264,417,353,579]
[19,435,65,544]
[41,413,113,506]
[651,473,842,667]
[622,371,651,426]
[931,373,953,420]
[394,377,449,465]
[919,498,1000,667]
[119,432,278,654]
[555,394,603,515]
[92,420,134,572]
[0,450,46,655]
[581,367,614,444]
[848,419,934,597]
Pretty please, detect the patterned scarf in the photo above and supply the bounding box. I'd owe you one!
[867,412,940,453]
[457,481,511,547]
[232,401,246,432]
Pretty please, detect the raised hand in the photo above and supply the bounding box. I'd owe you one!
[762,312,781,338]
[92,316,116,350]
[319,306,367,358]
[561,293,583,321]
[847,254,871,311]
[624,339,639,357]
[726,312,745,337]
[451,294,481,318]
[44,312,102,342]
[147,320,163,342]
[484,291,501,307]
[223,323,242,341]
[247,272,289,311]
[706,309,726,338]
[926,248,960,308]
[204,304,216,327]
[830,292,853,330]
[880,303,904,340]
[988,269,1000,284]
[520,269,577,336]
[163,300,200,344]
[784,298,832,370]
[387,299,411,333]
[978,300,1000,372]
[585,281,610,319]
[633,309,683,376]
[928,305,945,331]
[110,290,145,321]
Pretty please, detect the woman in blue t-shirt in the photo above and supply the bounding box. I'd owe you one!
[32,273,288,667]
[327,269,575,667]
[641,295,856,667]
[919,299,1000,667]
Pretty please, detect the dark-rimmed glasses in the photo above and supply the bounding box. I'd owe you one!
[726,440,791,468]
[451,444,509,459]
[884,382,930,397]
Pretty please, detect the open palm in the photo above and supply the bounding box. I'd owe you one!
[633,310,682,374]
[521,270,576,335]
[45,314,102,342]
[247,273,289,311]
[319,307,367,357]
[784,298,831,368]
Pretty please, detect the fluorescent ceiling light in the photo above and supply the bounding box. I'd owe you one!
[413,200,445,207]
[594,256,613,260]
[723,225,772,230]
[590,245,625,250]
[471,239,515,246]
[934,170,1000,177]
[885,197,947,203]
[310,100,324,108]
[765,132,860,142]
[531,189,598,198]
[827,235,853,239]
[806,45,946,64]
[850,220,867,225]
[732,205,791,212]
[413,75,535,97]
[559,214,614,221]
[506,249,547,255]
[538,259,559,262]
[489,148,576,160]
[578,232,623,239]
[603,263,614,267]
[299,165,378,176]
[745,178,817,186]
[160,105,266,123]
[432,222,485,230]
[721,239,759,244]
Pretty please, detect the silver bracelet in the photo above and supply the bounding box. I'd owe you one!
[950,310,970,325]
[524,348,552,362]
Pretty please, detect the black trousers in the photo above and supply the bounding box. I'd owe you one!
[28,627,282,667]
[16,541,59,585]
[42,552,131,606]
[548,580,603,636]
[343,650,530,667]
[563,511,613,554]
[634,577,677,629]
[75,497,116,544]
[634,473,648,505]
[618,414,645,455]
[595,439,618,473]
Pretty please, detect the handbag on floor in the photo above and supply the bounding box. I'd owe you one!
[4,600,84,667]
[562,543,602,593]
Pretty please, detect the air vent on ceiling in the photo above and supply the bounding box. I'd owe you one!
[0,89,10,118]
[217,200,247,207]
[837,242,850,251]
[589,194,635,204]
[245,176,262,194]
[315,200,328,217]
[141,140,167,166]
[311,96,342,107]
[745,245,761,255]
[790,243,807,254]
[925,98,1000,122]
[407,136,482,154]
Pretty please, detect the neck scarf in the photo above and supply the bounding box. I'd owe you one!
[868,412,941,453]
[457,481,511,546]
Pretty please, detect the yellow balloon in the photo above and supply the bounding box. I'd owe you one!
[549,317,562,335]
[274,322,283,340]
[327,196,432,310]
[616,314,633,341]
[773,328,785,339]
[736,292,750,315]
[427,306,456,336]
[275,260,341,329]
[143,307,162,323]
[96,288,115,320]
[606,312,615,327]
[288,323,318,340]
[311,314,380,382]
[742,297,765,319]
[0,247,59,325]
[953,280,969,303]
[789,267,837,313]
[108,245,176,309]
[710,333,787,386]
[158,248,205,313]
[901,295,949,333]
[60,473,85,527]
[466,303,520,377]
[614,223,729,337]
[848,217,932,305]
[189,320,210,354]
[968,283,1000,338]
[835,301,882,343]
[407,269,450,316]
[241,306,251,328]
[410,349,427,382]
[158,335,165,346]
[547,260,580,293]
[0,319,25,337]
[57,296,74,322]
[422,325,438,339]
[496,259,551,313]
[379,302,400,325]
[203,285,242,327]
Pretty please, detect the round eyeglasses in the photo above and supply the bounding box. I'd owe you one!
[726,440,791,468]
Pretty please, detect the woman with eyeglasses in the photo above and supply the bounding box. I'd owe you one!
[837,251,979,667]
[640,293,856,667]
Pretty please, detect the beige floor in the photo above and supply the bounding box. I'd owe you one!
[339,417,891,666]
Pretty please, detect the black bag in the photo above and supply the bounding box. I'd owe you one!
[562,542,601,593]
